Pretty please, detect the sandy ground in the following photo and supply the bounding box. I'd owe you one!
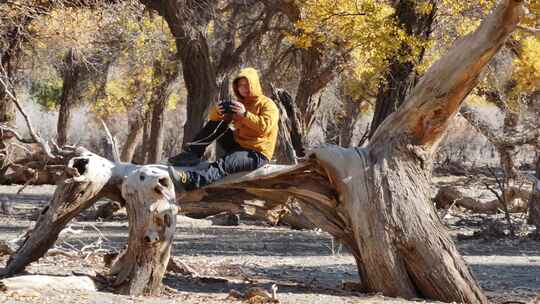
[0,184,539,304]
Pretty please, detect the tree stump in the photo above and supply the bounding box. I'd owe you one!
[111,166,177,296]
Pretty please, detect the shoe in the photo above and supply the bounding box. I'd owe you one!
[168,150,202,167]
[167,166,191,192]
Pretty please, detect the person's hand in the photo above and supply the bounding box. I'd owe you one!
[230,101,246,118]
[217,102,226,116]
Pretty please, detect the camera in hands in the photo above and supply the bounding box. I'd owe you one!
[220,100,233,114]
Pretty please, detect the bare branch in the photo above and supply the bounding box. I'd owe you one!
[357,123,370,147]
[99,118,120,163]
[0,66,55,159]
[517,24,540,36]
[460,105,540,147]
[0,124,34,144]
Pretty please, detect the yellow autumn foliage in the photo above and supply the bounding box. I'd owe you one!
[512,36,540,95]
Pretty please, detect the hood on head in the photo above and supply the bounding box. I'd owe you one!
[232,67,263,100]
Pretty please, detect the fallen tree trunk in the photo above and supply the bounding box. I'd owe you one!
[0,275,97,293]
[434,186,529,213]
[2,150,116,276]
[1,1,524,303]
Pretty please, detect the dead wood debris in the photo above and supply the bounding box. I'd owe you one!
[227,284,279,303]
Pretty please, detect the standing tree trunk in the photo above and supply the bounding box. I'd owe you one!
[359,1,523,300]
[57,48,85,146]
[528,154,540,229]
[136,110,153,164]
[339,96,362,148]
[140,0,218,148]
[272,87,304,162]
[0,15,33,170]
[0,95,15,172]
[147,57,179,164]
[369,0,436,138]
[500,109,520,179]
[122,120,144,163]
[178,39,217,147]
[295,49,337,134]
[0,95,15,128]
[121,99,145,163]
[0,13,33,126]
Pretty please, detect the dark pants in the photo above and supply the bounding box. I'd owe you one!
[184,121,268,190]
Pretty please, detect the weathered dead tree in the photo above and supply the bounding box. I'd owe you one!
[460,104,540,180]
[0,275,97,293]
[3,150,115,275]
[434,185,529,213]
[1,1,525,303]
[111,166,177,295]
[272,85,305,161]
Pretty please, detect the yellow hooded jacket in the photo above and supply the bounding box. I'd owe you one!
[208,68,279,160]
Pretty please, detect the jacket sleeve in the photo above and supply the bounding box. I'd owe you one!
[237,99,279,134]
[208,104,223,121]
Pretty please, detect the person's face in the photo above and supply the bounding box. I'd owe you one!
[237,78,250,98]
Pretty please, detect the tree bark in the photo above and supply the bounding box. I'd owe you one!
[460,105,539,181]
[294,49,338,139]
[0,14,32,127]
[121,103,144,163]
[369,0,436,138]
[1,150,115,276]
[111,166,177,295]
[272,87,304,162]
[2,2,523,303]
[339,96,361,147]
[528,155,540,228]
[362,1,523,301]
[0,97,15,128]
[0,15,33,171]
[134,109,153,164]
[0,275,97,293]
[57,49,85,146]
[147,57,179,164]
[139,0,218,148]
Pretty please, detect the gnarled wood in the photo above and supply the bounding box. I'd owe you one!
[354,1,524,302]
[1,1,524,303]
[1,150,114,276]
[434,185,529,213]
[112,166,177,296]
[0,275,97,293]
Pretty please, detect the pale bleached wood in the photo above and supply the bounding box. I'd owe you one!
[0,275,97,293]
[2,150,114,276]
[112,166,177,296]
[371,0,525,152]
[1,2,525,303]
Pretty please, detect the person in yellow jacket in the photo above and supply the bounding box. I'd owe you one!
[168,67,279,192]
